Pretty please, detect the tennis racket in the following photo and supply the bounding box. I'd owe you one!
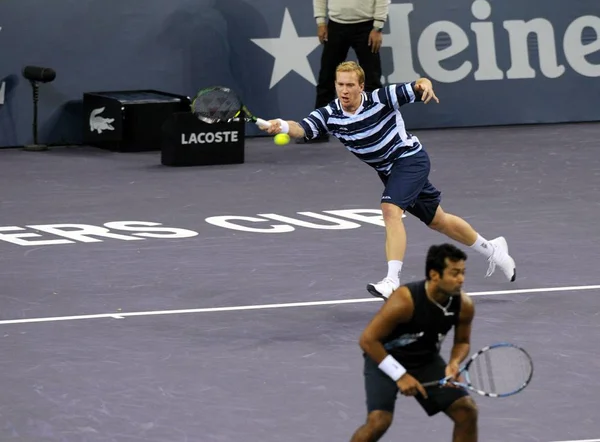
[191,86,271,128]
[422,343,534,398]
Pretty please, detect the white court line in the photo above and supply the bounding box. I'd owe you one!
[550,439,600,442]
[0,284,599,327]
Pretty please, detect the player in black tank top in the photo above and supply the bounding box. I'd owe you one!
[382,279,461,369]
[349,244,478,442]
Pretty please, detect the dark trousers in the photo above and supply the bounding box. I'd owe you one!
[315,19,383,108]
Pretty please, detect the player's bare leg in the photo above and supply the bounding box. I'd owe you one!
[366,203,405,299]
[349,411,393,442]
[444,397,478,442]
[428,206,516,282]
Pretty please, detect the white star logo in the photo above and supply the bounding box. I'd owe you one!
[251,9,321,89]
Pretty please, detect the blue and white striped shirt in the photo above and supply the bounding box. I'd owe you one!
[299,82,423,176]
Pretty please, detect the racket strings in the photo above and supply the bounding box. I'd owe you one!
[192,87,242,123]
[468,347,533,395]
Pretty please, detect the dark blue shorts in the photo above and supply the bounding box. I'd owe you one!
[378,149,441,225]
[363,353,469,416]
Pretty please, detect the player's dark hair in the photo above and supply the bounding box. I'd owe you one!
[425,244,468,280]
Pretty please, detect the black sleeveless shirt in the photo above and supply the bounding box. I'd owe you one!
[382,280,462,368]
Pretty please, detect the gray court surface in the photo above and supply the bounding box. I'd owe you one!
[1,122,599,442]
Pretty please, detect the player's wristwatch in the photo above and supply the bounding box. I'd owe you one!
[373,25,383,32]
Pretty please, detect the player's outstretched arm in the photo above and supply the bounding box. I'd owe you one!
[375,80,439,109]
[261,119,306,138]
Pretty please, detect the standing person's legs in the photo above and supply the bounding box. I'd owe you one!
[315,20,351,108]
[350,21,383,92]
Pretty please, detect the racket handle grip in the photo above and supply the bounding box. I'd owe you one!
[255,118,271,129]
[421,380,441,388]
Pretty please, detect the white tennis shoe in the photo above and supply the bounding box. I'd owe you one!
[367,277,399,300]
[486,236,516,282]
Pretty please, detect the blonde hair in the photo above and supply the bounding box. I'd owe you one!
[336,61,365,85]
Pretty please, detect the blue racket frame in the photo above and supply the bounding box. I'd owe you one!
[422,342,534,398]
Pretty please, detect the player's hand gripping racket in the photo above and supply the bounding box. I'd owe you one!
[422,343,534,398]
[191,86,271,129]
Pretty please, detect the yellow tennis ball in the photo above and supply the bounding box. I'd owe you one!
[274,133,290,146]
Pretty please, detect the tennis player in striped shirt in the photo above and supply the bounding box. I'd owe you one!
[261,61,516,299]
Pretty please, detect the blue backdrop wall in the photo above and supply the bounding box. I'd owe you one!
[0,0,599,147]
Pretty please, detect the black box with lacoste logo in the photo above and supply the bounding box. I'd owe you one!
[160,111,245,167]
[82,90,190,152]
